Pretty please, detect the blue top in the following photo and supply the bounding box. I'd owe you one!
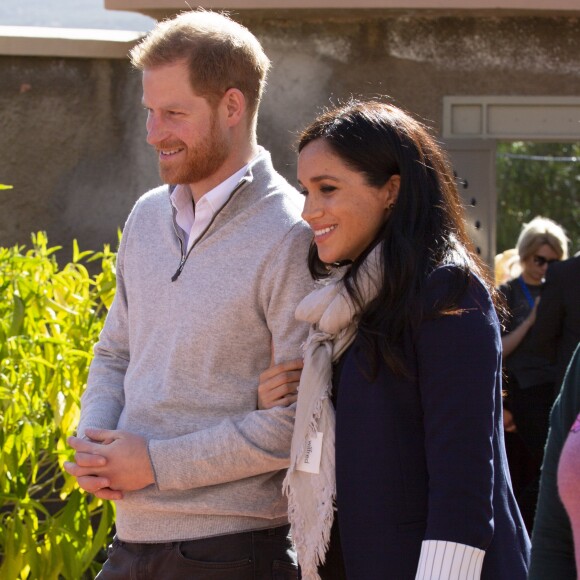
[333,266,531,579]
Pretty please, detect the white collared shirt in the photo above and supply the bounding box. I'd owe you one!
[170,163,249,253]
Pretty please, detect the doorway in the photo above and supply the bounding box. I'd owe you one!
[443,96,580,267]
[496,141,580,256]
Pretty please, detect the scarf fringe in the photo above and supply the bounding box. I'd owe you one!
[285,478,335,580]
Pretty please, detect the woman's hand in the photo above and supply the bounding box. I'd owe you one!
[258,358,303,409]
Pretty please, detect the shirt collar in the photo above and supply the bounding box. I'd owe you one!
[170,162,251,217]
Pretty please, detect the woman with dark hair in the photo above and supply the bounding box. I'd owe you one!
[261,100,530,579]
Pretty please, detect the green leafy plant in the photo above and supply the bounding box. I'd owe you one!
[0,232,117,579]
[496,141,580,254]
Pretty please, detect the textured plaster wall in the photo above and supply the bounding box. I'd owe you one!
[0,12,578,253]
[0,56,159,255]
[249,12,580,182]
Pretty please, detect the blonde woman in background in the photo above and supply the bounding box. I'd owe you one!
[499,216,568,532]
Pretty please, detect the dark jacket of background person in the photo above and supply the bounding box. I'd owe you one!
[529,344,580,580]
[333,268,530,580]
[528,255,580,390]
[499,278,553,391]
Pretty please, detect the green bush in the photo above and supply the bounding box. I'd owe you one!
[496,141,580,255]
[0,232,117,579]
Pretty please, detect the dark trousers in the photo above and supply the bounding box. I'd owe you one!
[510,382,555,461]
[96,525,298,580]
[507,382,556,533]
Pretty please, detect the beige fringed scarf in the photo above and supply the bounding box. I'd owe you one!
[283,245,383,580]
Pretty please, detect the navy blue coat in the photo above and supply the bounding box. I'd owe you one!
[333,267,531,579]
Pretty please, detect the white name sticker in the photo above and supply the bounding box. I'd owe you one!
[296,431,324,474]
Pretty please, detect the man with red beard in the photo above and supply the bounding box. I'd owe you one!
[64,10,312,579]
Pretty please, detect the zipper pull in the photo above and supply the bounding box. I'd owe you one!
[171,256,186,282]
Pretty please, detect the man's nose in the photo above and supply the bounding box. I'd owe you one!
[146,115,166,146]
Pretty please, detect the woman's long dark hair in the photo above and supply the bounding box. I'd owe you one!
[298,99,500,377]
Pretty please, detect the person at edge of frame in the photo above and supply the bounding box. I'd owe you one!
[529,343,580,580]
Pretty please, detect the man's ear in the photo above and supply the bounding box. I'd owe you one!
[221,88,246,127]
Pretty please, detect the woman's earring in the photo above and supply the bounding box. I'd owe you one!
[388,202,395,210]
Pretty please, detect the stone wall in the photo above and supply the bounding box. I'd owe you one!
[252,11,580,182]
[1,12,578,254]
[0,53,158,255]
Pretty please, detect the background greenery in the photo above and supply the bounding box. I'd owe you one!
[0,233,116,579]
[496,141,580,255]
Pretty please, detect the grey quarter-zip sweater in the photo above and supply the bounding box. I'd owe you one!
[77,149,314,542]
